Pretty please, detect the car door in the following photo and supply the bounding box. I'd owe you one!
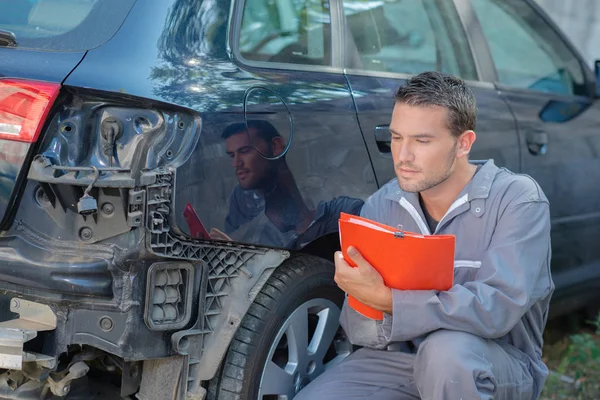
[172,0,377,251]
[467,0,600,309]
[340,0,520,188]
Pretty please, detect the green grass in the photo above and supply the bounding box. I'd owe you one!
[540,313,600,400]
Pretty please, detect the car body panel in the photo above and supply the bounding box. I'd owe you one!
[0,0,597,396]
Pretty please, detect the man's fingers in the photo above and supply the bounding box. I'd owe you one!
[334,252,354,273]
[210,228,232,241]
[347,247,384,280]
[347,247,371,270]
[334,251,359,286]
[334,251,346,265]
[347,246,365,262]
[333,252,345,287]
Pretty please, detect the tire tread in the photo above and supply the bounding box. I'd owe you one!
[207,255,339,400]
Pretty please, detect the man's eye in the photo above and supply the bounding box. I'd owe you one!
[392,136,402,141]
[416,139,430,144]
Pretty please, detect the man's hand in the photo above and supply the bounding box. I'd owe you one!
[209,228,232,241]
[334,247,393,314]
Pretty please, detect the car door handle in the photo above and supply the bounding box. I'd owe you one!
[374,125,391,153]
[525,129,548,156]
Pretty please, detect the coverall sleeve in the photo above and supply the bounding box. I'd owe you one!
[381,199,553,342]
[339,192,389,348]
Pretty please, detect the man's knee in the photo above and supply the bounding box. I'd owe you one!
[293,368,343,400]
[294,384,318,400]
[413,330,535,399]
[414,330,491,382]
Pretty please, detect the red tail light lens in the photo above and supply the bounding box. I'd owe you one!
[0,79,60,143]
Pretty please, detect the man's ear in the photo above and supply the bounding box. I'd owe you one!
[271,137,285,156]
[456,130,476,158]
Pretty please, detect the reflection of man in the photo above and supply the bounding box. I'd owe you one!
[224,120,284,192]
[215,120,362,248]
[296,72,553,399]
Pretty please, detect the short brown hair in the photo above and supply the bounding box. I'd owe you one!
[394,71,477,137]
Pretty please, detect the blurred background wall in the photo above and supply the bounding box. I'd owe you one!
[535,0,600,68]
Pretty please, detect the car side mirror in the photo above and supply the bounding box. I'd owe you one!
[595,60,600,97]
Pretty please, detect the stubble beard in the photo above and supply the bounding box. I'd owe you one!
[396,143,458,193]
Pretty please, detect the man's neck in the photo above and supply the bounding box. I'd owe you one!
[419,162,477,222]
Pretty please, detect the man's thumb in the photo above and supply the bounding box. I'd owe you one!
[347,246,367,266]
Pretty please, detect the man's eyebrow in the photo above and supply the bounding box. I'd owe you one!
[227,145,253,154]
[412,133,436,139]
[388,129,436,139]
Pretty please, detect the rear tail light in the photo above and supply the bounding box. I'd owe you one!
[0,79,60,143]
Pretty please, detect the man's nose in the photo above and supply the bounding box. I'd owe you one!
[396,141,415,163]
[232,153,242,167]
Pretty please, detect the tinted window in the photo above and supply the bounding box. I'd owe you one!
[471,0,586,95]
[239,0,332,66]
[342,0,477,80]
[0,0,136,52]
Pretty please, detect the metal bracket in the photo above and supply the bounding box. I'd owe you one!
[127,189,146,228]
[0,299,57,370]
[0,298,56,332]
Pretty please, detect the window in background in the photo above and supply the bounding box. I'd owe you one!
[239,0,332,66]
[471,0,586,95]
[342,0,477,80]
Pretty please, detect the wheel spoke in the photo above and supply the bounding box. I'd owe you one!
[308,306,341,361]
[286,305,309,369]
[259,298,351,399]
[260,360,294,395]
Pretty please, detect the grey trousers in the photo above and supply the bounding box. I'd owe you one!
[294,330,535,400]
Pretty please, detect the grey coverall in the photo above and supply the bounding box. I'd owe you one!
[295,160,554,400]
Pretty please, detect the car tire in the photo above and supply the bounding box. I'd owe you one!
[207,254,350,400]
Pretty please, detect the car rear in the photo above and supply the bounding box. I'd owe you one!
[0,1,286,399]
[0,1,349,399]
[0,1,157,397]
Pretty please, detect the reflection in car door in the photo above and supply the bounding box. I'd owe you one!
[174,0,377,251]
[341,0,519,188]
[468,0,600,312]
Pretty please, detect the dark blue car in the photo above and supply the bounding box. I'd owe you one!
[0,0,599,398]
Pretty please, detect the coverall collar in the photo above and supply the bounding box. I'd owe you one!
[384,159,499,206]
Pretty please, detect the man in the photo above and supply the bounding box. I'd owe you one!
[295,72,554,399]
[212,120,363,248]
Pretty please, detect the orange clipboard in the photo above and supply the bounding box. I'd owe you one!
[184,203,211,240]
[338,212,455,320]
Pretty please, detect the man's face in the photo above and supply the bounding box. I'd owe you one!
[225,129,276,190]
[389,103,459,193]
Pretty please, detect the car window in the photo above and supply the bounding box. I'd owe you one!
[470,0,586,96]
[0,0,136,52]
[239,0,332,66]
[342,0,477,80]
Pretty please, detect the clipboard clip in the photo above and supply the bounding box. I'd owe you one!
[394,224,404,239]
